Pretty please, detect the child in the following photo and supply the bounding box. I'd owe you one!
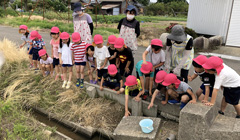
[71,32,87,88]
[93,34,110,83]
[38,49,53,77]
[50,26,63,80]
[19,25,32,68]
[142,39,165,76]
[188,55,215,102]
[120,75,144,117]
[58,32,73,89]
[148,70,168,109]
[135,60,154,98]
[202,56,240,118]
[107,35,117,65]
[28,31,46,71]
[115,38,134,78]
[162,73,196,109]
[85,44,98,84]
[100,64,123,93]
[117,5,140,56]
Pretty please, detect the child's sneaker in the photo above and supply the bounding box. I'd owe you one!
[61,74,64,81]
[76,80,80,87]
[66,81,71,89]
[218,110,224,115]
[180,102,187,109]
[29,64,33,69]
[236,115,240,118]
[62,81,67,88]
[90,80,93,84]
[93,80,97,84]
[80,83,84,89]
[168,100,180,104]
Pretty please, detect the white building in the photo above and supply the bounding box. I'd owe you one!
[187,0,240,47]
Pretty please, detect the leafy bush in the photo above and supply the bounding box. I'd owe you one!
[0,8,4,17]
[6,7,18,17]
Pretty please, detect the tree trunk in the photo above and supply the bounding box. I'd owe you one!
[24,0,28,11]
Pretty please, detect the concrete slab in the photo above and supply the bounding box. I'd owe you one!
[154,98,180,117]
[86,86,97,98]
[113,116,161,140]
[142,100,158,117]
[132,98,143,116]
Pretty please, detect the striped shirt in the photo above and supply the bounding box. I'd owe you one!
[70,41,87,63]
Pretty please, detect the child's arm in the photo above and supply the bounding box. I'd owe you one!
[187,89,197,103]
[205,88,218,106]
[59,53,62,64]
[109,52,117,60]
[117,80,123,94]
[100,76,104,90]
[125,94,131,117]
[142,51,149,64]
[149,77,154,96]
[153,62,165,71]
[202,85,210,103]
[188,73,198,82]
[20,41,26,48]
[148,89,159,109]
[162,90,169,105]
[139,76,145,94]
[72,51,75,64]
[100,57,109,70]
[125,61,131,73]
[116,58,120,68]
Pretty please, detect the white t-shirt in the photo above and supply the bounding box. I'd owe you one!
[40,57,53,65]
[94,46,110,69]
[58,43,73,65]
[214,63,240,89]
[146,45,165,69]
[21,34,31,49]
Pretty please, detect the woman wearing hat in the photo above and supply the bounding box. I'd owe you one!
[117,5,140,56]
[165,25,194,83]
[72,2,93,44]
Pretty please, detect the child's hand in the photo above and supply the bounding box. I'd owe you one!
[117,91,121,94]
[188,76,193,82]
[189,99,196,104]
[161,100,167,105]
[60,60,63,65]
[149,91,152,96]
[19,45,23,48]
[125,67,130,73]
[201,100,208,103]
[134,96,141,102]
[100,86,103,91]
[142,61,148,64]
[125,110,131,117]
[100,66,104,70]
[205,102,214,106]
[148,102,154,109]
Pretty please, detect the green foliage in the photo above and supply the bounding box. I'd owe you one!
[6,7,18,17]
[136,0,150,6]
[0,8,4,17]
[92,4,102,14]
[185,27,198,39]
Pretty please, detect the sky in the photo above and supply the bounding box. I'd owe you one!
[150,0,190,3]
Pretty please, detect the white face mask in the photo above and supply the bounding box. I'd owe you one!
[127,14,135,20]
[77,11,83,15]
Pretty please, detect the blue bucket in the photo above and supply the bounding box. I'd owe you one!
[139,119,154,133]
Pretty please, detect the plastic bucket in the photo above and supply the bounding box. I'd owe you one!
[139,119,154,133]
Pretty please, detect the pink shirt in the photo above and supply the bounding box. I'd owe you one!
[50,39,60,59]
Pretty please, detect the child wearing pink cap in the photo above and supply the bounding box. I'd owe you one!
[85,44,98,84]
[93,34,110,84]
[162,73,196,109]
[71,32,87,88]
[50,27,63,80]
[188,55,215,102]
[107,35,117,65]
[202,56,240,118]
[58,32,73,89]
[100,64,123,93]
[38,49,53,77]
[28,30,46,71]
[120,75,143,117]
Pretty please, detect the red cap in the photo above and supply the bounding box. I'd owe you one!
[94,34,103,44]
[114,38,125,48]
[125,75,138,86]
[140,61,153,74]
[151,39,163,47]
[108,64,118,75]
[108,35,117,44]
[30,31,40,40]
[202,56,224,75]
[162,74,181,88]
[155,70,167,83]
[51,27,60,33]
[60,32,70,40]
[19,25,28,30]
[193,55,208,66]
[38,49,47,57]
[72,32,81,42]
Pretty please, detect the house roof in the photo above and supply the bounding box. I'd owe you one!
[102,4,120,9]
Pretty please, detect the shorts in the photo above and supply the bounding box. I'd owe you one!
[62,64,73,67]
[136,71,150,79]
[75,62,86,66]
[53,58,60,68]
[123,86,140,97]
[28,47,33,55]
[97,69,108,81]
[200,83,213,97]
[32,48,41,61]
[103,81,120,89]
[178,92,192,101]
[119,66,133,77]
[223,87,240,105]
[91,65,95,68]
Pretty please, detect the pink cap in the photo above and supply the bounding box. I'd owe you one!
[94,34,103,44]
[19,25,28,30]
[85,43,92,50]
[193,55,208,66]
[60,32,70,40]
[30,30,40,40]
[140,61,153,74]
[72,32,81,42]
[202,56,224,75]
[108,64,118,75]
[151,39,163,47]
[114,38,125,48]
[125,75,138,86]
[155,70,167,83]
[108,35,117,44]
[51,27,60,33]
[38,49,47,57]
[162,74,181,88]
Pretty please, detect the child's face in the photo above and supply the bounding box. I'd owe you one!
[96,43,103,48]
[33,38,38,41]
[109,44,115,49]
[116,47,124,52]
[205,69,216,74]
[167,84,174,89]
[128,84,137,90]
[74,41,81,44]
[127,11,135,16]
[194,67,204,73]
[87,49,94,57]
[20,29,26,34]
[41,54,47,60]
[51,33,59,39]
[152,48,161,54]
[62,39,69,44]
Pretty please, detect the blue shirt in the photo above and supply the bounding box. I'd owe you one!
[135,60,154,77]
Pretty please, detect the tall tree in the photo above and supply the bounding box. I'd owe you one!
[135,0,150,6]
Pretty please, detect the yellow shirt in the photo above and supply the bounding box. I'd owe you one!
[125,79,142,95]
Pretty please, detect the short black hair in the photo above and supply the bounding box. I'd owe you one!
[207,69,216,72]
[151,45,161,51]
[192,61,202,68]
